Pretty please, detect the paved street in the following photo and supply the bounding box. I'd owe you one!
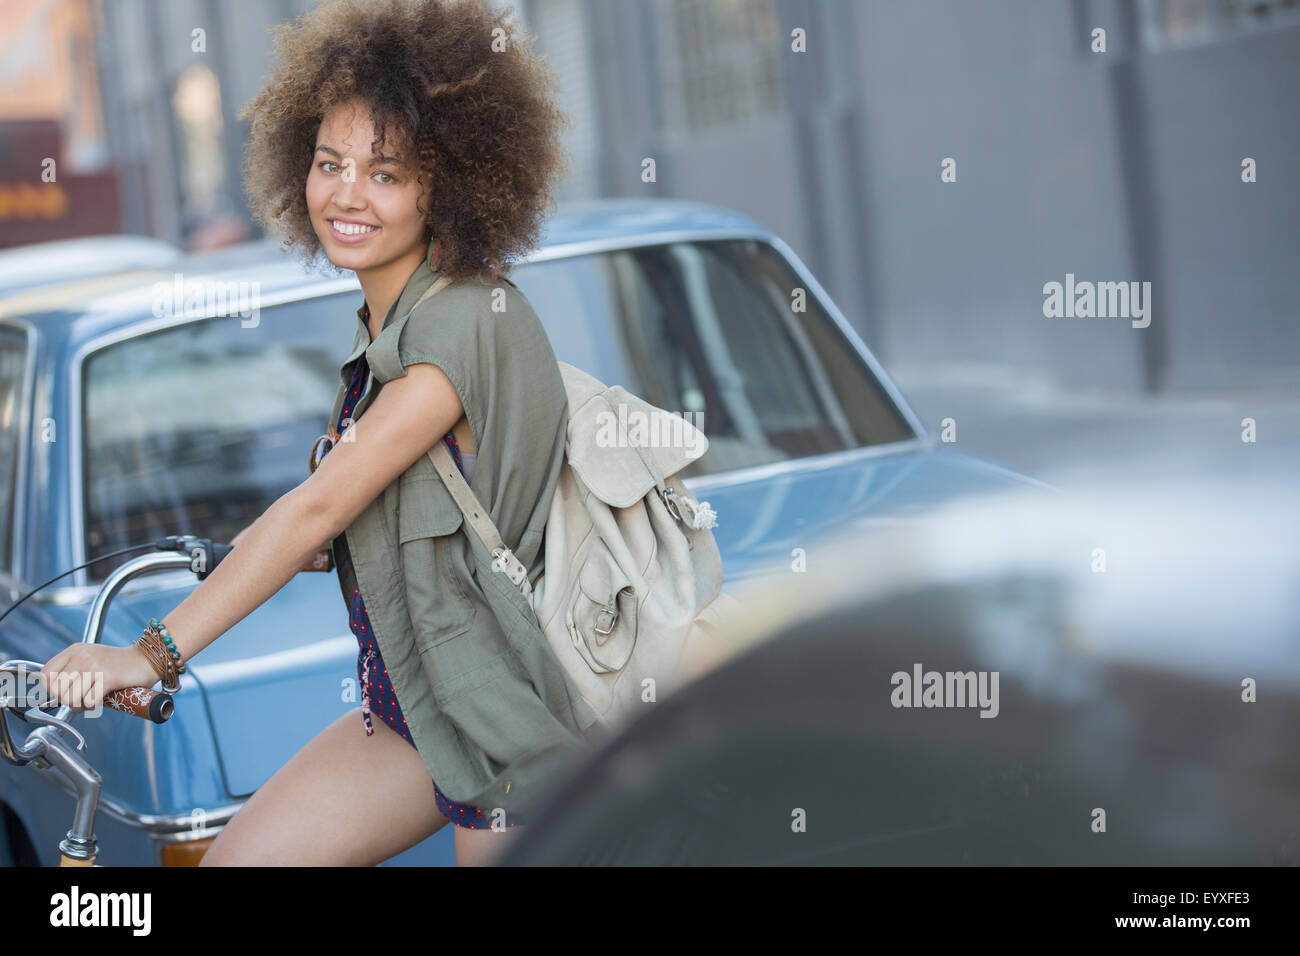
[890,362,1300,491]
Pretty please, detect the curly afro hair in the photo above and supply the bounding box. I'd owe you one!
[237,0,571,284]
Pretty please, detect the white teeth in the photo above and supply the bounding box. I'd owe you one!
[333,221,377,236]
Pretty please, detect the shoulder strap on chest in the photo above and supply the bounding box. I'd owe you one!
[427,443,532,597]
[413,274,532,597]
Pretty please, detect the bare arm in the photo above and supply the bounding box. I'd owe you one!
[156,362,463,666]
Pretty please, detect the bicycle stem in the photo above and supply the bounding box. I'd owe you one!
[41,729,103,864]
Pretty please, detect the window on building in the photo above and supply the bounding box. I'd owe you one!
[660,0,785,131]
[1140,0,1300,50]
[172,64,229,239]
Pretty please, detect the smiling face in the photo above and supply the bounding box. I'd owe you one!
[306,97,432,274]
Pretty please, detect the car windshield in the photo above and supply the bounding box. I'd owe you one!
[511,237,916,478]
[81,291,358,582]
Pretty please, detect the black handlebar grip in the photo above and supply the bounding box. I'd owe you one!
[194,541,234,581]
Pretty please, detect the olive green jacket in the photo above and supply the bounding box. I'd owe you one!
[328,260,601,819]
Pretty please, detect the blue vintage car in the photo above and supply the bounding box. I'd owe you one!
[0,199,1046,866]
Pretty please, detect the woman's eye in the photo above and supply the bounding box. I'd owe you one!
[315,160,396,183]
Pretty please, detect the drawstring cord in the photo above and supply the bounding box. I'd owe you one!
[360,642,376,737]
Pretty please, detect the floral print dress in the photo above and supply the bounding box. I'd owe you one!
[340,312,522,829]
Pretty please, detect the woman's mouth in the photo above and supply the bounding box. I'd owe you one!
[329,219,381,244]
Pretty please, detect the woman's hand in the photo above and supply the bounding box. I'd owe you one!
[39,643,161,713]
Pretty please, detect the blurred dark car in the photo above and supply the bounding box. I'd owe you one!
[500,476,1300,865]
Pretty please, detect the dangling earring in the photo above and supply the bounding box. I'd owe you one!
[426,235,442,274]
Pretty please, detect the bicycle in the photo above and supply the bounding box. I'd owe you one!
[0,534,261,866]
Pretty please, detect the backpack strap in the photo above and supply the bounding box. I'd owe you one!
[411,273,454,311]
[427,434,533,601]
[410,272,533,599]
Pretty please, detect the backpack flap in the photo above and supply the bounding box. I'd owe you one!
[564,382,710,509]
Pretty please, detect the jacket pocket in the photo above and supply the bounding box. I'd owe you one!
[567,542,638,673]
[398,474,475,650]
[397,472,465,541]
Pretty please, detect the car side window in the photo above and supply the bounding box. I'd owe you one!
[512,238,915,479]
[0,328,26,575]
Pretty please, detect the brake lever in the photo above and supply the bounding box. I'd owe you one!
[22,707,88,755]
[159,534,232,581]
[0,661,90,760]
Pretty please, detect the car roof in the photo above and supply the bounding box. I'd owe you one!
[0,234,183,295]
[0,199,772,341]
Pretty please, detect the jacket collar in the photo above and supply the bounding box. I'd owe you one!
[331,258,442,433]
[338,257,441,383]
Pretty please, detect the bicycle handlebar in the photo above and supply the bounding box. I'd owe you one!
[2,532,338,864]
[94,538,332,722]
[81,538,233,724]
[13,535,334,726]
[71,536,231,724]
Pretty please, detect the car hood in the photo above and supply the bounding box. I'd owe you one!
[687,442,1053,581]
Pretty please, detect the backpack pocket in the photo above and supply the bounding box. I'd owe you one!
[567,543,638,673]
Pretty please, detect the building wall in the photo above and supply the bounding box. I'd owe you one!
[1140,24,1300,388]
[89,0,1300,391]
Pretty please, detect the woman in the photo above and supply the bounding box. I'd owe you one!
[37,0,587,866]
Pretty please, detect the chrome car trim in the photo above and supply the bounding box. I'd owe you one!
[681,436,933,493]
[524,226,776,262]
[192,633,359,685]
[0,316,37,594]
[0,570,24,607]
[31,759,242,834]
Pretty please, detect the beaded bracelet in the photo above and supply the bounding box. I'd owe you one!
[138,625,181,693]
[135,618,187,694]
[134,632,176,694]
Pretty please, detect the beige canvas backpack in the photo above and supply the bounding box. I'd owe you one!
[414,275,739,732]
[427,358,740,733]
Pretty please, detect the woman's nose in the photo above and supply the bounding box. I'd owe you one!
[334,171,366,206]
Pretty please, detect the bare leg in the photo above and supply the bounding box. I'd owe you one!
[454,820,527,866]
[200,707,451,866]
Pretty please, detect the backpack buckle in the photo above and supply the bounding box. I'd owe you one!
[594,604,618,635]
[659,485,684,523]
[491,547,529,588]
[659,485,717,530]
